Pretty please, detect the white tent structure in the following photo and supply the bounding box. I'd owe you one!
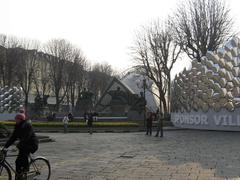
[121,73,159,112]
[94,72,159,120]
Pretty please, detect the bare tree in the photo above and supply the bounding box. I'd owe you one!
[0,34,21,87]
[132,19,181,137]
[173,0,233,61]
[87,62,114,104]
[15,40,40,110]
[43,39,73,111]
[0,34,7,47]
[65,48,87,110]
[0,35,7,86]
[94,62,114,76]
[33,52,52,99]
[0,45,7,86]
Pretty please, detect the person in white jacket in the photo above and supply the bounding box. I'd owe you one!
[62,115,70,133]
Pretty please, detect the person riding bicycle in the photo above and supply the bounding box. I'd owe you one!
[3,109,39,180]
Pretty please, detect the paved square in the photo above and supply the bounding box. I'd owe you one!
[34,130,240,180]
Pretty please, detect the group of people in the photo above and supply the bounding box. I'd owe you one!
[2,107,160,180]
[2,109,98,179]
[146,110,163,137]
[62,111,98,134]
[84,111,98,134]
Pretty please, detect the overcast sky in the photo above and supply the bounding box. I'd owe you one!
[1,0,240,76]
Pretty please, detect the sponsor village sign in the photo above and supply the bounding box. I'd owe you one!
[172,109,240,131]
[171,37,240,131]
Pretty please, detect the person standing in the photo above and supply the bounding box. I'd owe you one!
[155,110,163,137]
[68,112,74,121]
[62,114,70,133]
[87,112,93,134]
[93,111,98,122]
[83,111,88,122]
[146,112,153,136]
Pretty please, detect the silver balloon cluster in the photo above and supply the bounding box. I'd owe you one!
[0,86,24,113]
[172,37,240,113]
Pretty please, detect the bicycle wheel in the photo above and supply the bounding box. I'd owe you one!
[29,157,51,180]
[0,163,11,180]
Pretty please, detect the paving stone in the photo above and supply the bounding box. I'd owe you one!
[30,130,240,179]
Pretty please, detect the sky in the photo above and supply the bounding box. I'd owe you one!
[1,0,240,77]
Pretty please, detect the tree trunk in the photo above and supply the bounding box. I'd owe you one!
[55,93,60,111]
[167,75,171,114]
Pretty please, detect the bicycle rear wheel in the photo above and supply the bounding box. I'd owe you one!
[0,163,11,180]
[29,157,51,180]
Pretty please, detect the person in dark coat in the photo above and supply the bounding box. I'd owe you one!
[3,110,39,180]
[68,112,74,121]
[155,110,163,137]
[146,112,153,136]
[83,112,88,122]
[87,112,93,134]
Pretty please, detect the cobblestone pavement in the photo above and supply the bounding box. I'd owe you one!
[34,130,240,180]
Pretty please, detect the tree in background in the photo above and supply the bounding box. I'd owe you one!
[33,52,52,101]
[0,35,21,87]
[43,39,73,111]
[0,34,116,115]
[87,62,114,104]
[0,45,6,87]
[15,39,40,110]
[173,0,233,62]
[132,19,181,137]
[65,48,87,110]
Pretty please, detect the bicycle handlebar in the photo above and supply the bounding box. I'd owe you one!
[1,148,7,154]
[0,148,7,163]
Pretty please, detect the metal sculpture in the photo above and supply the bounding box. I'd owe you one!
[172,37,240,113]
[0,86,24,113]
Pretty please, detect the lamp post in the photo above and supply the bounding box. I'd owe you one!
[136,77,148,128]
[142,79,146,128]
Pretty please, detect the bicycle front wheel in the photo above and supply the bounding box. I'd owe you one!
[0,163,11,180]
[29,157,51,180]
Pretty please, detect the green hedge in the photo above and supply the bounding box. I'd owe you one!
[0,121,139,127]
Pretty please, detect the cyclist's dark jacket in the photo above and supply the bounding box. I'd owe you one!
[4,121,38,153]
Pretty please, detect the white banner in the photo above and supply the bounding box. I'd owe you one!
[171,108,240,131]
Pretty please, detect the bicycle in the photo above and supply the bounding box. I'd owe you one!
[0,124,10,138]
[0,149,51,180]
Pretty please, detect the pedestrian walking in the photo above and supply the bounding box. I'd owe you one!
[146,112,153,136]
[87,112,93,134]
[62,114,70,133]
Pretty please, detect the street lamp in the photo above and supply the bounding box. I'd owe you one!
[136,77,147,128]
[142,79,146,128]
